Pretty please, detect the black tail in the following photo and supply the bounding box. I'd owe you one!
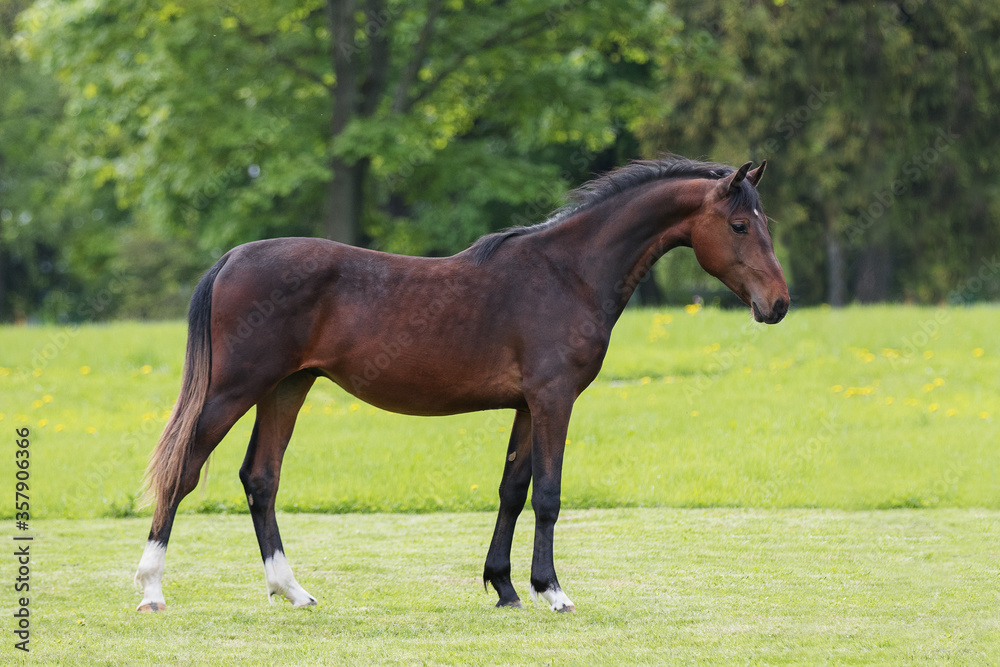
[141,256,228,531]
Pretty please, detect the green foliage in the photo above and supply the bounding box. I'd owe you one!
[3,0,1000,318]
[641,0,1000,304]
[7,0,673,318]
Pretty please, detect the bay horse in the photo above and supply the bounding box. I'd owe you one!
[135,155,788,613]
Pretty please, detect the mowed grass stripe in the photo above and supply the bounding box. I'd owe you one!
[26,510,1000,664]
[2,305,998,519]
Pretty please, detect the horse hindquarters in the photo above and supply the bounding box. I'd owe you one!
[136,250,312,611]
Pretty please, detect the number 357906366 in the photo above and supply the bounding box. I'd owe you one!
[15,427,30,521]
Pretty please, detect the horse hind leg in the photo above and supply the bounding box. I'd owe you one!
[240,370,317,607]
[136,386,258,611]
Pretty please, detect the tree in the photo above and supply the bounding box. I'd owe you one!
[17,0,672,257]
[639,0,1000,305]
[1,0,96,321]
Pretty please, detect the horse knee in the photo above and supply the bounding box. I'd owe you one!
[498,476,530,508]
[240,467,276,507]
[531,487,561,525]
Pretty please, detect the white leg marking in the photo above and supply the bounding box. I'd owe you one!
[263,550,317,607]
[529,583,575,612]
[134,540,167,611]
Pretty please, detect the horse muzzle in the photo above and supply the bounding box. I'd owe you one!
[751,297,788,324]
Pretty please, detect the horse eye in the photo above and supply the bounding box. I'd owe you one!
[730,222,748,235]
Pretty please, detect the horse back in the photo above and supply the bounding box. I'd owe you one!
[209,237,556,415]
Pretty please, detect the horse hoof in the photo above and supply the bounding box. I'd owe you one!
[557,604,576,613]
[137,602,166,612]
[496,599,524,609]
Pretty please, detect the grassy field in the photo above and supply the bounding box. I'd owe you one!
[3,306,1000,663]
[2,305,998,518]
[14,510,1000,664]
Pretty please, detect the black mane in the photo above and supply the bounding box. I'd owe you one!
[468,155,762,266]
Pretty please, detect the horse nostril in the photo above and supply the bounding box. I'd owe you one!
[773,298,789,317]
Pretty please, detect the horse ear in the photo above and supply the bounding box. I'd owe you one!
[747,160,766,187]
[716,161,752,197]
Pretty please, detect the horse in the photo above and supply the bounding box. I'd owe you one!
[134,155,789,613]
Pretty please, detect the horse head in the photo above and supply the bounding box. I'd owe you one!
[689,161,789,324]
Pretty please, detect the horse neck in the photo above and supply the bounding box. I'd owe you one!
[543,179,705,317]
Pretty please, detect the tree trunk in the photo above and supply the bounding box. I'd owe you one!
[854,244,892,303]
[825,203,846,306]
[325,158,357,245]
[325,158,368,245]
[326,0,359,244]
[0,223,5,321]
[636,271,665,306]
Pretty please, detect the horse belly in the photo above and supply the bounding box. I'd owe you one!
[325,346,523,416]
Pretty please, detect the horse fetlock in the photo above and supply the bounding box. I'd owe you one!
[267,580,317,607]
[135,540,167,611]
[496,598,524,609]
[529,583,575,612]
[263,551,316,607]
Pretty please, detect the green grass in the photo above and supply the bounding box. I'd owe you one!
[18,509,1000,664]
[2,305,999,519]
[4,306,1000,663]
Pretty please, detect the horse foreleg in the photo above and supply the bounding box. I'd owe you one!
[526,392,575,612]
[239,371,317,607]
[483,409,532,607]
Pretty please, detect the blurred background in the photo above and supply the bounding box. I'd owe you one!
[1,0,998,322]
